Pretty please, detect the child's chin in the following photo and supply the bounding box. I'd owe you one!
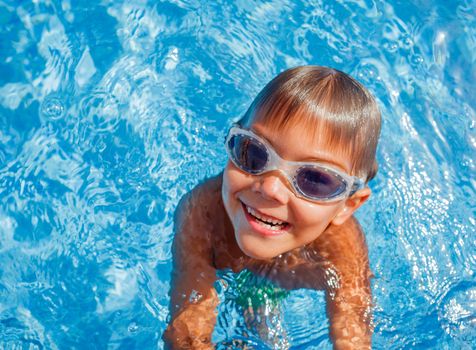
[236,236,284,260]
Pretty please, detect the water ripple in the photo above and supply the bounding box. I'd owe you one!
[0,0,475,348]
[438,280,476,344]
[40,94,65,121]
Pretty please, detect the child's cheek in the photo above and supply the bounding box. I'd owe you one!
[292,201,341,235]
[222,162,234,193]
[222,162,246,194]
[221,164,232,204]
[221,162,241,212]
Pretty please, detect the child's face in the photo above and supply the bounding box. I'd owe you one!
[222,120,370,260]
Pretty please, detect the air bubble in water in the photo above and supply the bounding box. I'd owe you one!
[357,64,379,83]
[189,289,203,303]
[401,34,414,49]
[41,95,65,120]
[128,322,139,333]
[382,39,399,52]
[411,54,424,65]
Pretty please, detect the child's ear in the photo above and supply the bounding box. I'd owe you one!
[331,187,371,226]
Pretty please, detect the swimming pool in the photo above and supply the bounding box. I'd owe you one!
[0,0,474,348]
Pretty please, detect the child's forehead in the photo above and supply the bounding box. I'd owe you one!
[249,109,345,146]
[250,119,353,173]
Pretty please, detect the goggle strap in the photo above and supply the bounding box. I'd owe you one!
[349,179,365,196]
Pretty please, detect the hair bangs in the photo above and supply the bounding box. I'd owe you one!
[238,66,381,181]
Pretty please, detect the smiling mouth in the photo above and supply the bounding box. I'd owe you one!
[242,202,290,231]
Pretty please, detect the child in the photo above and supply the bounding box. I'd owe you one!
[163,66,381,349]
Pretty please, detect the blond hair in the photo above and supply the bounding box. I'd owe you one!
[239,66,381,182]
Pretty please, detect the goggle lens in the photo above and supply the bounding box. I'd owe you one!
[295,167,347,199]
[227,133,349,201]
[228,134,268,174]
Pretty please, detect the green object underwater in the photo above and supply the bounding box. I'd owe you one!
[234,270,290,310]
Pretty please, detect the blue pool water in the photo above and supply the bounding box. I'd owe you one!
[0,0,475,349]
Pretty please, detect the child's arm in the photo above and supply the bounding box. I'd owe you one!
[316,217,373,350]
[248,216,373,349]
[271,217,373,349]
[163,183,219,349]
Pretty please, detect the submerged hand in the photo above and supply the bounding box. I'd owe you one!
[163,308,215,350]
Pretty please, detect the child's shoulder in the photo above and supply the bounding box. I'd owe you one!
[176,174,223,216]
[172,174,225,262]
[311,216,372,281]
[313,217,368,259]
[174,174,225,242]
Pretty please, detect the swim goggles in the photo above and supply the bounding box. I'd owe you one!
[225,125,365,203]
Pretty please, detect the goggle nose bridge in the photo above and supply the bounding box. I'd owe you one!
[260,152,300,191]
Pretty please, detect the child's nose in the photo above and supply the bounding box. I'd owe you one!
[251,172,290,204]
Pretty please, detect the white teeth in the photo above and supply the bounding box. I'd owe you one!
[246,205,285,226]
[259,222,282,231]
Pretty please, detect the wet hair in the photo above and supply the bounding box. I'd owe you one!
[238,66,381,182]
